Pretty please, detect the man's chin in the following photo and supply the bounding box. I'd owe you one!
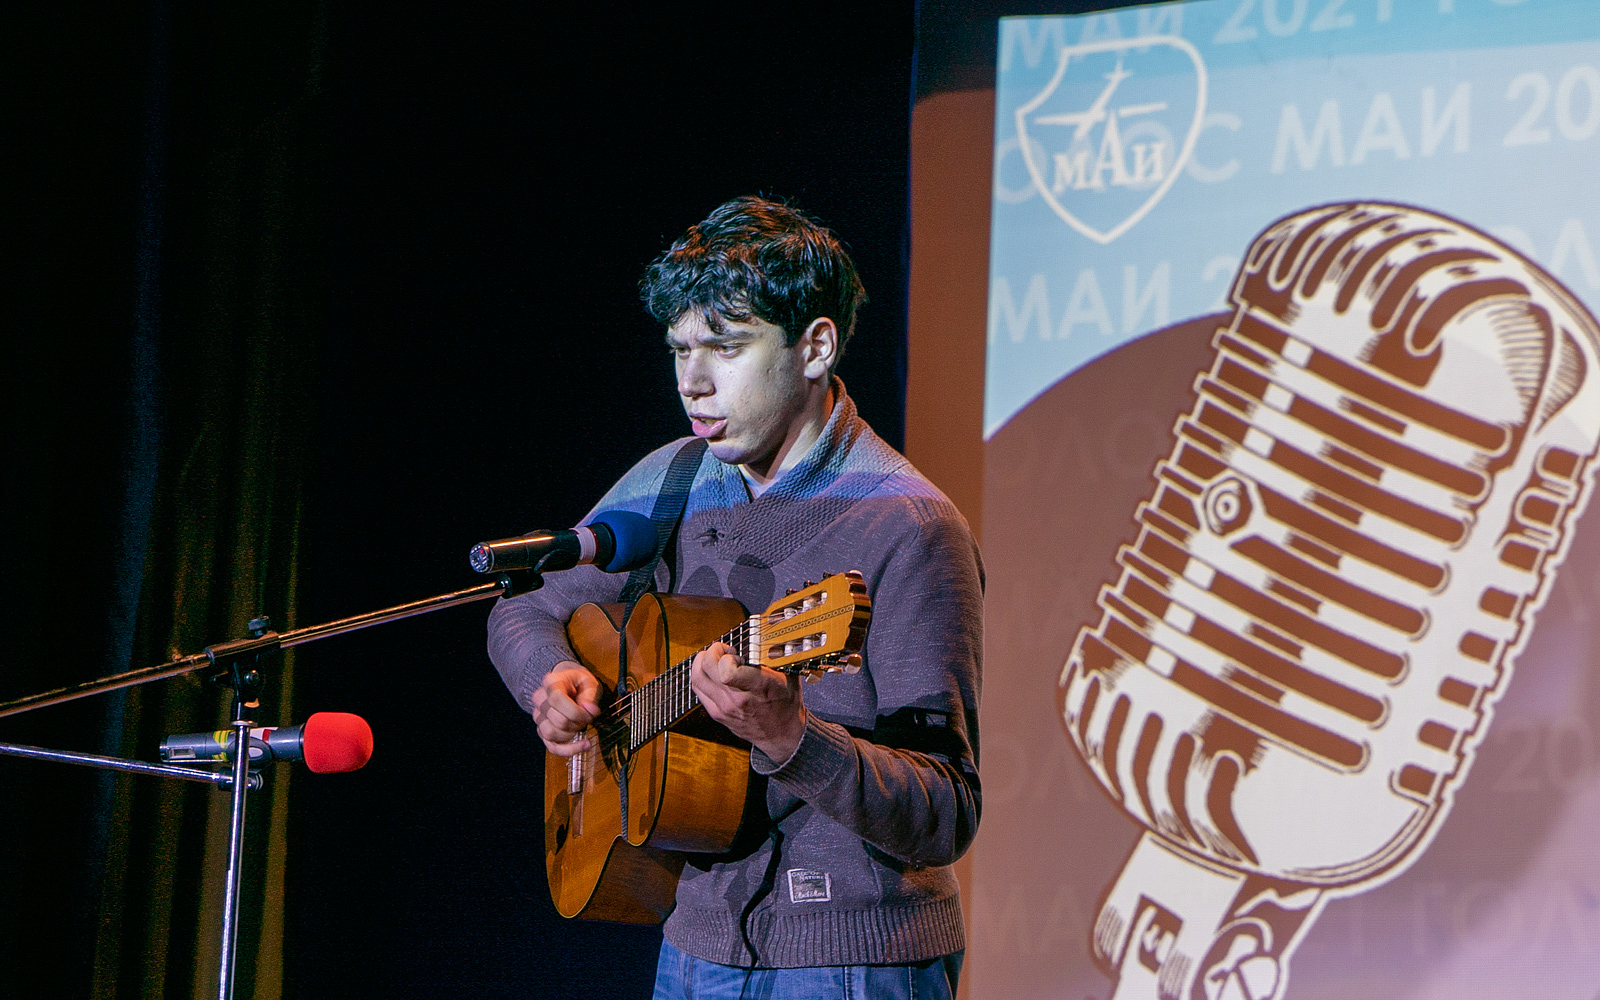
[704,439,745,464]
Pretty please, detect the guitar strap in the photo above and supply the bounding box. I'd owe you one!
[619,437,708,607]
[611,437,705,829]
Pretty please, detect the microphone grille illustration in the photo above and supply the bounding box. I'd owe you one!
[1058,203,1600,1000]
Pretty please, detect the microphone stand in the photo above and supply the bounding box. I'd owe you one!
[0,741,263,789]
[0,568,540,1000]
[0,571,540,720]
[0,724,266,994]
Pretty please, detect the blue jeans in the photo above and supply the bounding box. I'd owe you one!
[652,939,961,1000]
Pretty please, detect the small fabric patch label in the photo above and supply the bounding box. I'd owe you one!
[786,868,832,903]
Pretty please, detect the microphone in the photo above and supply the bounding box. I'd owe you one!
[468,509,657,575]
[160,712,374,774]
[1058,204,1600,1000]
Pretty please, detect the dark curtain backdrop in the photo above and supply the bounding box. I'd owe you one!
[3,4,912,998]
[5,4,326,998]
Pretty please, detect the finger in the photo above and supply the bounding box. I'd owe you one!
[537,709,593,744]
[568,671,601,715]
[544,690,599,728]
[721,653,777,690]
[703,642,745,673]
[535,713,579,740]
[546,669,600,712]
[690,652,716,700]
[542,732,593,757]
[690,657,731,721]
[692,648,725,685]
[697,648,751,688]
[547,677,601,720]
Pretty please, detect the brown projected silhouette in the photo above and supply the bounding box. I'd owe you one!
[1059,204,1600,1000]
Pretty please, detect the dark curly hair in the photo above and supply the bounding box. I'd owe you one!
[640,196,868,359]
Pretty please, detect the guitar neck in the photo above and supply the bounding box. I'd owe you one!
[619,616,757,752]
[603,572,868,755]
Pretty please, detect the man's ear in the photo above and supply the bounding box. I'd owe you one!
[798,317,839,381]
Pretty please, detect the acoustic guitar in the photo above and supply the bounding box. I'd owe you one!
[545,572,872,923]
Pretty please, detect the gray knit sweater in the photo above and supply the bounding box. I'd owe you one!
[486,384,983,967]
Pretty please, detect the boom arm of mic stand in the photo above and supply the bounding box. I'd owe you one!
[0,572,539,720]
[0,741,263,789]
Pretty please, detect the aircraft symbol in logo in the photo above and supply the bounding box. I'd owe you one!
[1016,36,1207,245]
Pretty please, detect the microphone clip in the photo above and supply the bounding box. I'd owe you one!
[202,615,279,713]
[494,569,545,598]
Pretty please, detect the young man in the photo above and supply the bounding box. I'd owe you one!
[487,197,982,999]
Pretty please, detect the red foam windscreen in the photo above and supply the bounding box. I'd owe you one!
[301,712,374,774]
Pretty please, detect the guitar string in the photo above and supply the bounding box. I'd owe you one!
[589,602,859,755]
[588,619,758,757]
[608,606,789,714]
[609,601,853,716]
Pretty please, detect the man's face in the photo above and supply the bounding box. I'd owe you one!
[668,312,817,477]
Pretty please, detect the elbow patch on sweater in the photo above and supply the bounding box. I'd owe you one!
[860,707,972,766]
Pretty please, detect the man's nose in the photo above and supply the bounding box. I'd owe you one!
[678,353,712,397]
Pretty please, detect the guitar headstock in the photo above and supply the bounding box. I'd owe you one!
[759,571,872,681]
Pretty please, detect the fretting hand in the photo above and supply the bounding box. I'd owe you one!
[690,641,807,764]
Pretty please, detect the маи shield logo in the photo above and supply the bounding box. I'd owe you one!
[1016,36,1206,245]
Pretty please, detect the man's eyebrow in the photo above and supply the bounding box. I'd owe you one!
[665,330,752,347]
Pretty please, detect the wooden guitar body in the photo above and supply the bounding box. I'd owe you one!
[544,593,752,923]
[542,572,870,923]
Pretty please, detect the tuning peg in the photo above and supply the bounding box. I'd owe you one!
[840,654,862,674]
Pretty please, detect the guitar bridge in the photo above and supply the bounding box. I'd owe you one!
[567,749,583,795]
[566,745,588,836]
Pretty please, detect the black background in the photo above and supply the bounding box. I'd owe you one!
[6,3,912,997]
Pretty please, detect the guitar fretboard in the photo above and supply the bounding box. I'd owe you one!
[582,574,865,762]
[613,615,761,753]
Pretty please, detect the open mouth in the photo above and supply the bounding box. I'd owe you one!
[689,415,727,439]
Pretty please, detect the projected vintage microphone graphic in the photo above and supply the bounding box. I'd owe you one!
[1059,203,1600,1000]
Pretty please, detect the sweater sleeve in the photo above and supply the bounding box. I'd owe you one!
[485,445,680,713]
[750,507,984,868]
